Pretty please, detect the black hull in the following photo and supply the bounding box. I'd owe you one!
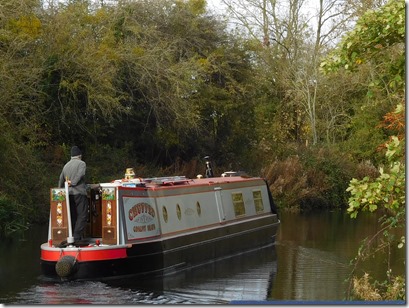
[41,215,279,281]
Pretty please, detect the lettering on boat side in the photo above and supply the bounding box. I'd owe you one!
[184,207,195,216]
[123,197,160,240]
[128,202,156,221]
[133,224,156,232]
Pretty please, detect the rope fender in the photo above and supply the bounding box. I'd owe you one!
[55,250,80,278]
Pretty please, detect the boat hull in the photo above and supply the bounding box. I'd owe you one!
[40,214,279,281]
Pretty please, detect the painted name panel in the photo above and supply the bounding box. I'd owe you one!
[122,197,160,240]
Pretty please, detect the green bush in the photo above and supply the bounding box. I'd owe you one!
[0,194,27,235]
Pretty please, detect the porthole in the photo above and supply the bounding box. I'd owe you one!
[176,204,181,220]
[162,206,168,223]
[196,201,201,217]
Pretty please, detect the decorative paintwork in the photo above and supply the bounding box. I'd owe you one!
[122,197,160,240]
[56,202,63,226]
[102,188,115,200]
[106,202,112,226]
[51,189,65,201]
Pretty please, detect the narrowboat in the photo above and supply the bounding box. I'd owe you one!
[40,163,280,281]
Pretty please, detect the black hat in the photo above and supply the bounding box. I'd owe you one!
[71,146,82,157]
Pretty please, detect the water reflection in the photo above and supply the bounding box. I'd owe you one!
[11,281,209,305]
[0,209,404,304]
[274,241,350,300]
[6,245,277,304]
[145,245,276,303]
[271,210,405,301]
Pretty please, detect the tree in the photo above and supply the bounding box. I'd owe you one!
[0,0,265,230]
[346,104,405,300]
[102,0,260,166]
[322,0,405,300]
[221,0,361,152]
[38,0,129,145]
[0,0,53,229]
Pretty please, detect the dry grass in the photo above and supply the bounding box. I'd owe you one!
[352,273,405,301]
[262,155,331,209]
[352,273,383,301]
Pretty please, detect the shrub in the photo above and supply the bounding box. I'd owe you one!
[262,146,357,210]
[0,194,28,235]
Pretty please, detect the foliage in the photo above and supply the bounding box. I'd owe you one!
[0,0,265,232]
[301,147,356,206]
[321,0,405,163]
[263,146,355,210]
[346,136,405,218]
[346,105,405,216]
[321,0,404,87]
[321,0,405,300]
[352,272,405,301]
[347,211,406,301]
[0,0,405,237]
[0,194,28,235]
[340,101,392,164]
[345,104,405,300]
[0,127,51,228]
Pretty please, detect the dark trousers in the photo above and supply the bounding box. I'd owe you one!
[69,194,88,240]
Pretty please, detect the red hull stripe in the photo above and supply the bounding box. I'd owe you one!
[41,247,127,262]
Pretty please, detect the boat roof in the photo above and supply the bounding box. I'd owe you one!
[99,174,263,189]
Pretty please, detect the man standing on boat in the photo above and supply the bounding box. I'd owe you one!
[58,146,88,242]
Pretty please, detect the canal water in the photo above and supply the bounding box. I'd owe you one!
[0,209,404,304]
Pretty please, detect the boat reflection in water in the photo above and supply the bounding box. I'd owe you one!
[11,244,277,304]
[109,243,278,304]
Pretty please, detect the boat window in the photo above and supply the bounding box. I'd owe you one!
[176,204,182,220]
[253,190,264,213]
[162,206,168,223]
[196,201,201,217]
[231,192,245,217]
